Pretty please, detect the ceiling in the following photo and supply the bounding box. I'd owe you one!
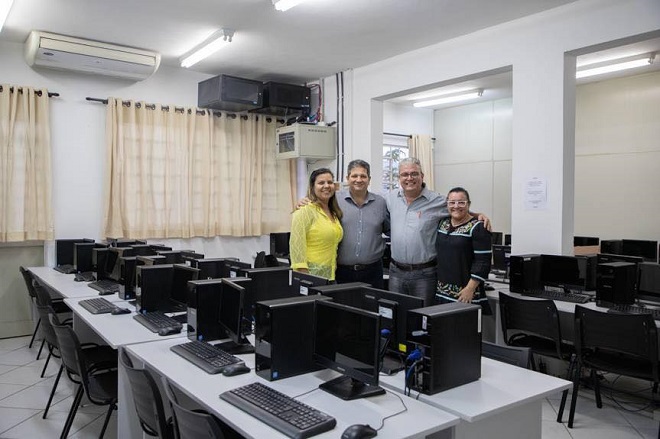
[1,0,577,84]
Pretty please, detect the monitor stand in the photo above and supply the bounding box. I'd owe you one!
[216,338,254,355]
[381,353,405,375]
[319,375,385,400]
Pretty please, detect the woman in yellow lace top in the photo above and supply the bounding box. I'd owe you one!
[290,168,343,280]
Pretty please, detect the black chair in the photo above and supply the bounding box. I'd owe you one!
[563,305,660,429]
[51,317,118,439]
[120,349,174,439]
[482,341,531,369]
[162,378,244,439]
[498,291,576,422]
[19,266,42,349]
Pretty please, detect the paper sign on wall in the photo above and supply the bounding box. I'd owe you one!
[524,177,547,210]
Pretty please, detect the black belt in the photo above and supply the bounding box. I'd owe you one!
[338,261,381,271]
[391,259,437,271]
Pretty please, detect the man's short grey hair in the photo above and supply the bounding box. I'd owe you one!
[347,159,371,177]
[399,157,422,170]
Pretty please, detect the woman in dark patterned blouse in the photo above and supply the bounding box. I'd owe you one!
[435,187,492,313]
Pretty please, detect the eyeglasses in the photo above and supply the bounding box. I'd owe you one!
[447,200,469,207]
[399,172,421,179]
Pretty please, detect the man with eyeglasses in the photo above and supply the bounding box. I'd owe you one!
[387,157,490,305]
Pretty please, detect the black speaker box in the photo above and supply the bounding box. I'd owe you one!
[407,302,482,394]
[596,262,636,305]
[509,254,542,294]
[187,279,226,342]
[254,295,332,381]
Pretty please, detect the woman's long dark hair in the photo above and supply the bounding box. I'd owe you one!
[308,168,343,220]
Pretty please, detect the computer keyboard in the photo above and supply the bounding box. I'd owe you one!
[74,272,96,282]
[220,382,336,439]
[133,312,183,333]
[88,279,120,295]
[79,298,116,315]
[170,340,241,374]
[609,304,660,320]
[54,264,76,274]
[529,289,591,304]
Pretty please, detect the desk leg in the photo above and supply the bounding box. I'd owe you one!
[118,353,144,439]
[453,399,541,439]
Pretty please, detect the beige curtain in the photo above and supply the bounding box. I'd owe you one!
[409,134,434,190]
[103,98,294,239]
[0,85,53,242]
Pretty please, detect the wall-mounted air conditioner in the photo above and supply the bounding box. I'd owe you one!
[24,31,161,81]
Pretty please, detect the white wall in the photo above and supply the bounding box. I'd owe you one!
[342,0,660,255]
[0,41,269,265]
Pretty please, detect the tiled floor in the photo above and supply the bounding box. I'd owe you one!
[0,334,658,439]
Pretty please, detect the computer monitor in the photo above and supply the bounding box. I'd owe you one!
[157,251,184,264]
[491,245,511,275]
[574,236,600,246]
[149,244,173,252]
[270,232,291,258]
[171,264,200,306]
[73,242,103,273]
[637,263,660,303]
[313,300,385,400]
[491,232,503,246]
[56,238,94,266]
[191,258,235,279]
[225,260,251,278]
[136,255,167,266]
[621,239,658,263]
[216,278,254,354]
[130,244,155,256]
[540,254,588,291]
[106,247,136,282]
[181,251,205,265]
[600,240,623,255]
[504,234,512,246]
[291,271,330,295]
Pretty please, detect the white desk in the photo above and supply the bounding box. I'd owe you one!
[127,338,461,439]
[379,357,571,439]
[28,266,104,299]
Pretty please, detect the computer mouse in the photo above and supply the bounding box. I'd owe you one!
[157,326,182,336]
[221,363,251,377]
[111,307,131,315]
[341,424,377,439]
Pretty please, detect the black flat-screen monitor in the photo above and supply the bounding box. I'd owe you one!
[600,240,623,255]
[216,278,254,354]
[157,251,184,264]
[637,262,660,303]
[56,238,94,266]
[504,234,512,246]
[130,244,155,256]
[491,232,503,246]
[270,232,291,257]
[491,245,511,274]
[313,300,385,400]
[574,236,600,246]
[540,254,588,291]
[621,239,658,263]
[291,271,330,295]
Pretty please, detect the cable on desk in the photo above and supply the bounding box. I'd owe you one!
[375,389,408,431]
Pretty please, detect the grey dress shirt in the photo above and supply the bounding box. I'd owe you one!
[386,187,448,264]
[336,189,389,265]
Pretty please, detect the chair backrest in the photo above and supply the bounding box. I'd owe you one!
[19,266,38,300]
[34,283,55,307]
[50,317,88,383]
[162,378,226,439]
[120,349,172,439]
[254,251,267,268]
[574,305,659,380]
[498,291,565,358]
[35,304,60,349]
[482,341,532,369]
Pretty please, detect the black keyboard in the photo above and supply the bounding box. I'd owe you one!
[88,279,120,295]
[529,289,591,304]
[74,272,96,282]
[170,341,241,374]
[220,382,336,439]
[609,304,660,320]
[79,298,116,315]
[133,312,183,333]
[54,264,76,274]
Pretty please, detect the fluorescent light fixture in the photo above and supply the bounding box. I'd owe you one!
[180,28,234,68]
[576,53,655,79]
[408,87,475,101]
[413,89,483,108]
[0,0,15,33]
[273,0,309,11]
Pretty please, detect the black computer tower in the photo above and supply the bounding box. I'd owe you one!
[254,295,331,381]
[74,242,96,273]
[186,279,226,342]
[407,303,482,394]
[118,257,139,300]
[509,254,542,294]
[93,247,110,279]
[581,254,598,291]
[136,265,173,312]
[596,262,636,305]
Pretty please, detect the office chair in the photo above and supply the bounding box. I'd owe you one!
[162,378,244,439]
[51,317,118,439]
[482,341,531,369]
[498,292,576,422]
[562,305,659,429]
[19,266,42,349]
[120,349,175,439]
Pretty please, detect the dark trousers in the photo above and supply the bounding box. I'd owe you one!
[335,262,384,289]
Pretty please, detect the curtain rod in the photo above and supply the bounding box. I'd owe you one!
[0,85,59,98]
[383,131,436,141]
[85,97,284,122]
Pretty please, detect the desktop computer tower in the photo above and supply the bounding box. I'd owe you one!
[596,262,636,305]
[93,248,110,279]
[509,254,542,294]
[254,295,331,381]
[187,279,226,342]
[407,302,481,394]
[118,257,139,300]
[74,242,96,273]
[580,254,598,291]
[136,265,173,312]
